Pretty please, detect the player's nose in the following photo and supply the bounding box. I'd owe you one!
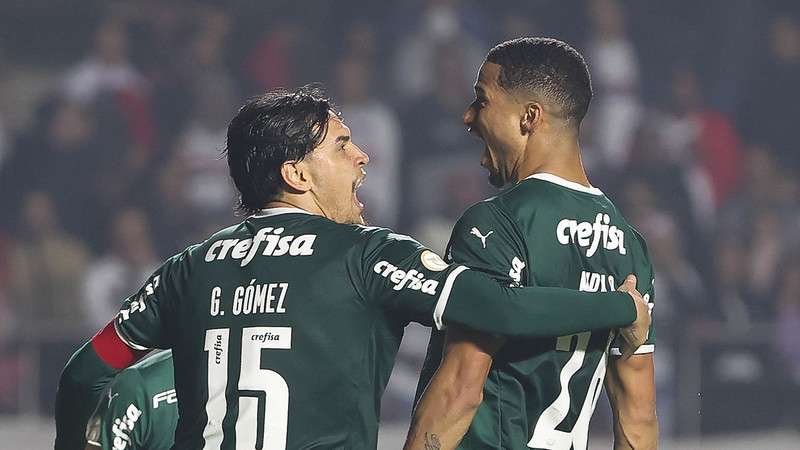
[353,143,369,166]
[463,104,476,128]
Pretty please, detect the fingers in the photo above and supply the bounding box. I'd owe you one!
[617,274,637,293]
[620,329,644,360]
[621,342,636,360]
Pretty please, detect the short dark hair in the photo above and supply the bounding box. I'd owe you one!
[486,37,592,126]
[225,86,334,215]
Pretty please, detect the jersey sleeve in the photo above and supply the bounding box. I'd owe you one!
[357,227,463,326]
[447,201,528,285]
[114,247,194,351]
[356,227,637,336]
[86,369,149,450]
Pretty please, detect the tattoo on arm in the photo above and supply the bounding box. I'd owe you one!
[424,432,441,450]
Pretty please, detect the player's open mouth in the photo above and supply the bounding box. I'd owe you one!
[353,174,365,209]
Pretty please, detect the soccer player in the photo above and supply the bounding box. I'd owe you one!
[55,87,650,450]
[406,38,658,450]
[84,351,177,450]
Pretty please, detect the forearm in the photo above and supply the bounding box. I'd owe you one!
[612,412,658,450]
[442,270,636,337]
[55,322,148,450]
[404,371,482,450]
[55,342,119,450]
[607,354,658,450]
[405,327,497,450]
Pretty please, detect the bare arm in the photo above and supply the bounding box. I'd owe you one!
[404,327,503,450]
[606,353,658,450]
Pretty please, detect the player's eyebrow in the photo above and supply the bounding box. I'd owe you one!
[335,135,351,144]
[474,85,487,96]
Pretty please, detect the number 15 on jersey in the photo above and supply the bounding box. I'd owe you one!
[203,327,292,450]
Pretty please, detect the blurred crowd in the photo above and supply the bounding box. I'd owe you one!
[0,0,798,437]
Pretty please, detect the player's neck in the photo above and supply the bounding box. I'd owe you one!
[262,195,323,216]
[516,137,592,188]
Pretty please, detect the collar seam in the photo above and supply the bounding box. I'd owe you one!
[524,173,603,195]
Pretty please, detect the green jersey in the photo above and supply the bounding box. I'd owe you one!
[86,351,177,450]
[418,173,656,450]
[111,207,637,450]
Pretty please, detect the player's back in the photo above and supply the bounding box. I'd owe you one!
[420,174,654,450]
[118,208,422,449]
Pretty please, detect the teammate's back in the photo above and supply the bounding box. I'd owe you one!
[117,209,440,449]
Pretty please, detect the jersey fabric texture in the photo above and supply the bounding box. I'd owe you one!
[109,207,637,450]
[418,173,656,450]
[86,350,177,450]
[113,208,463,449]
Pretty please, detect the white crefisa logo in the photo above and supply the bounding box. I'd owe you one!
[373,260,440,295]
[509,257,525,284]
[556,213,626,257]
[111,404,143,450]
[205,227,316,266]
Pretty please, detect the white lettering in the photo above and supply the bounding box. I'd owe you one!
[231,239,252,259]
[290,235,316,256]
[372,260,440,296]
[229,282,289,316]
[152,389,177,408]
[210,287,221,316]
[556,214,627,257]
[205,227,316,265]
[232,286,244,315]
[579,271,616,293]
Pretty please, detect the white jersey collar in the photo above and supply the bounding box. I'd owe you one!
[524,173,604,196]
[250,207,315,218]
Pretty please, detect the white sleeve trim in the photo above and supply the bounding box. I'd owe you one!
[610,344,655,356]
[433,266,470,330]
[113,320,151,351]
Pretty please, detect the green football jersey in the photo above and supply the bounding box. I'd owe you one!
[86,350,177,450]
[110,207,637,450]
[418,173,656,450]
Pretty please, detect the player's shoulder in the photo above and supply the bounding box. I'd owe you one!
[130,350,174,378]
[602,199,655,278]
[626,223,654,275]
[105,361,148,400]
[109,351,174,405]
[345,224,424,253]
[456,196,514,228]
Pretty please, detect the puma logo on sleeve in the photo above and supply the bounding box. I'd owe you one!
[470,227,494,249]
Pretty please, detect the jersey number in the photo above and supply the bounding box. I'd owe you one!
[203,327,291,450]
[528,332,608,450]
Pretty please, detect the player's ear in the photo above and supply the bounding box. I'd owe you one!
[280,160,312,193]
[520,102,542,135]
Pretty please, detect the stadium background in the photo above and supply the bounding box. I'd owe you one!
[0,0,798,448]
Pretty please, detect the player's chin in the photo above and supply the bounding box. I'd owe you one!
[348,199,366,225]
